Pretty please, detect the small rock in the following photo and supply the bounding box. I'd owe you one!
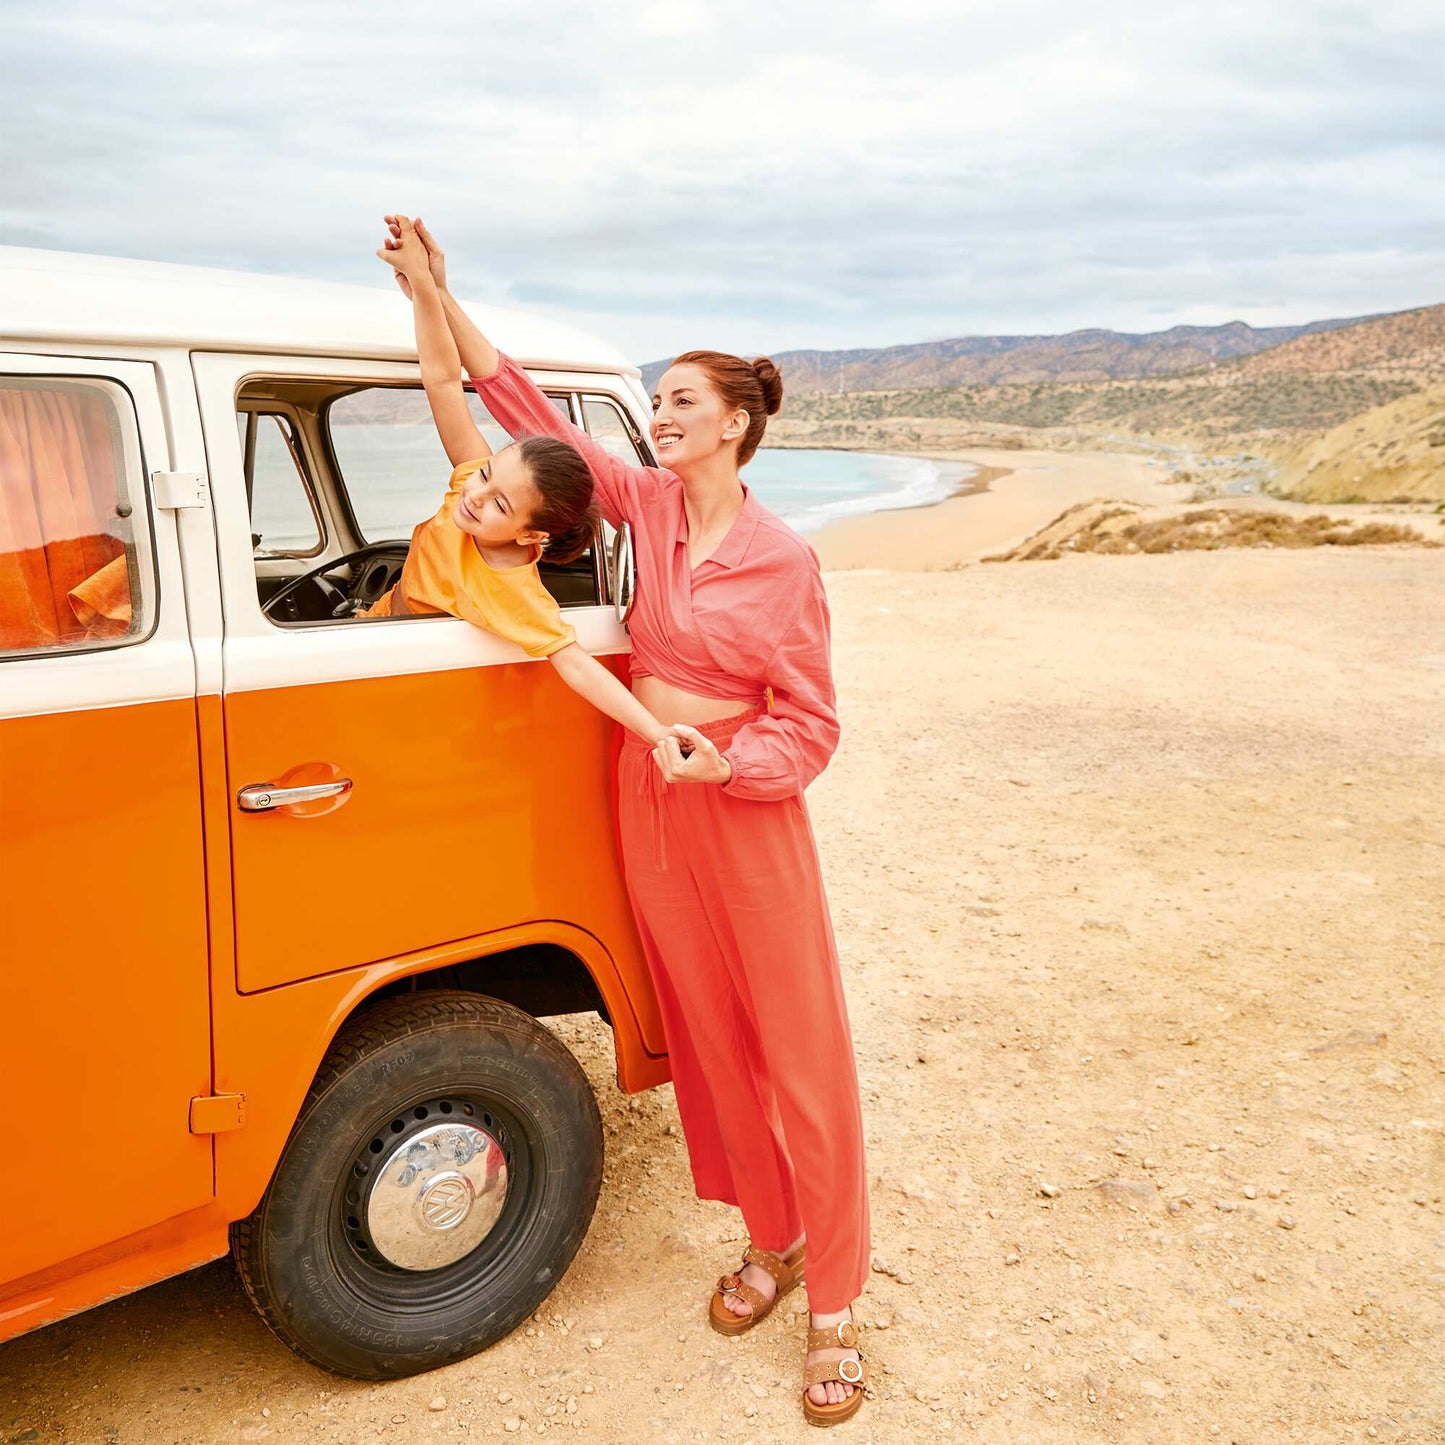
[1004,1252,1022,1266]
[503,1418,522,1434]
[1277,1214,1297,1230]
[586,1335,605,1351]
[1243,1185,1257,1200]
[1138,1378,1167,1400]
[498,1392,514,1404]
[1096,1178,1157,1208]
[1084,1370,1110,1397]
[1039,1183,1061,1198]
[429,1396,447,1412]
[1216,1199,1238,1212]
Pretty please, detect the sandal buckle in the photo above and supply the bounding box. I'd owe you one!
[718,1273,742,1295]
[836,1321,859,1348]
[838,1357,864,1385]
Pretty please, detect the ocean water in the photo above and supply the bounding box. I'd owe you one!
[747,448,974,534]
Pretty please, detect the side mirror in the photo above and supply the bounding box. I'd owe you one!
[609,522,636,623]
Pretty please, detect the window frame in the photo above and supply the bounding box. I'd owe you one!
[237,402,329,561]
[0,369,163,664]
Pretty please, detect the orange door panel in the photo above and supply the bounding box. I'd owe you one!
[0,699,213,1281]
[225,656,658,1046]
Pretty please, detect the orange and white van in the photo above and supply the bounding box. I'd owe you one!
[0,247,666,1378]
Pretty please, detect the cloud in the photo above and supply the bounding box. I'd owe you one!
[1,0,1440,360]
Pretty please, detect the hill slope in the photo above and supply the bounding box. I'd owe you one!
[765,305,1445,502]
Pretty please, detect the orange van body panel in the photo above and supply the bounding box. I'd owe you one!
[224,660,665,1045]
[0,699,214,1281]
[1,671,670,1344]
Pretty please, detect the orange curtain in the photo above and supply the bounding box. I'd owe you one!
[0,386,130,652]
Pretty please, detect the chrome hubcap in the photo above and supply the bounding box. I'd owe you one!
[364,1120,509,1271]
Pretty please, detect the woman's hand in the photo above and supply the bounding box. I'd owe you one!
[652,725,732,785]
[386,214,448,291]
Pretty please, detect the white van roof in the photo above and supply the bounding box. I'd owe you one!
[0,246,636,375]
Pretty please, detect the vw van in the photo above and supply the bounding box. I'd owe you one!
[0,247,666,1379]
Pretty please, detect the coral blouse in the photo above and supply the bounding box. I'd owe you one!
[358,457,575,659]
[470,354,840,801]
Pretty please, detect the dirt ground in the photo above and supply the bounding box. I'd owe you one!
[3,549,1442,1445]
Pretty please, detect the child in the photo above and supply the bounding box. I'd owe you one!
[368,216,669,747]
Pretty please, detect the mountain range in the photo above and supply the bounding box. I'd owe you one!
[761,303,1445,504]
[640,315,1383,396]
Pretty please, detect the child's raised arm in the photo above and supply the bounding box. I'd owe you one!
[378,216,489,469]
[548,643,669,745]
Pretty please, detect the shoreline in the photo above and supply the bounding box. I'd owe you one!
[807,445,1180,570]
[801,445,1445,570]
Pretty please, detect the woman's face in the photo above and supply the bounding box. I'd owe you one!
[452,445,544,548]
[651,363,746,470]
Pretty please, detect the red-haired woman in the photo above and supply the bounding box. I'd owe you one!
[383,217,869,1427]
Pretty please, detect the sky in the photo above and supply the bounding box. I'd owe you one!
[2,0,1441,362]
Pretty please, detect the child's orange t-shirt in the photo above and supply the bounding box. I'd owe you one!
[358,458,576,659]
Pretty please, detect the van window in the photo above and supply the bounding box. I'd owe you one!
[326,385,598,610]
[329,387,570,543]
[581,396,650,466]
[240,410,325,556]
[0,377,151,658]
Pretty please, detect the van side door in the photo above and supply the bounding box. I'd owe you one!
[0,355,214,1287]
[190,353,649,1000]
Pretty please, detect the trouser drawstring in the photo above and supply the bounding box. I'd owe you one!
[645,760,668,871]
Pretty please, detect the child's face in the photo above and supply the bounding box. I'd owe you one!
[453,446,545,548]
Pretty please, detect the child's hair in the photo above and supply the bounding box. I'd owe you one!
[515,435,599,564]
[671,350,784,466]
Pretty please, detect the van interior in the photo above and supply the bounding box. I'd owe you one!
[237,378,608,625]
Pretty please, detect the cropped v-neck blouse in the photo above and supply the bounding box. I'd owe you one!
[470,353,839,801]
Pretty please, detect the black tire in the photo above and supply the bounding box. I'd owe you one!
[230,991,603,1379]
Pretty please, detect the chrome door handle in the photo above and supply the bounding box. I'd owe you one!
[238,779,353,811]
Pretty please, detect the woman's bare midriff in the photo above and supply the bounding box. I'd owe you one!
[634,675,756,727]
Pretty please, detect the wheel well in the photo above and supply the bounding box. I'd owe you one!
[366,943,611,1025]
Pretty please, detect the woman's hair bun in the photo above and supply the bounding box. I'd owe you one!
[751,356,784,416]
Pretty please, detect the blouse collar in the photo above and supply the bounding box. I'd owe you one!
[671,483,761,570]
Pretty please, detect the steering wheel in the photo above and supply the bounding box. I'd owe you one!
[262,541,411,622]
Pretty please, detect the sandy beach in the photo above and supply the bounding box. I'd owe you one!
[3,538,1441,1444]
[808,447,1445,570]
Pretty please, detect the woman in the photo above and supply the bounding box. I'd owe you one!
[384,216,869,1427]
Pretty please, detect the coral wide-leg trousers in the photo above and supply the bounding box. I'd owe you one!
[616,709,870,1312]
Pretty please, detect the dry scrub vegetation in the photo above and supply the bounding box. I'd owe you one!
[985,502,1436,562]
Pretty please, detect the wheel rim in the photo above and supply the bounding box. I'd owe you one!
[364,1119,510,1270]
[339,1094,525,1289]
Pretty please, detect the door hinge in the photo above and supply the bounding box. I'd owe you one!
[189,1092,246,1133]
[153,471,208,509]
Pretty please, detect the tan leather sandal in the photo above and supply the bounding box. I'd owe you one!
[802,1318,867,1427]
[707,1240,807,1335]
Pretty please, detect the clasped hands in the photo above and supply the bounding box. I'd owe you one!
[652,725,732,786]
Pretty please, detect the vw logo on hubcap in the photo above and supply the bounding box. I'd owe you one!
[419,1171,473,1230]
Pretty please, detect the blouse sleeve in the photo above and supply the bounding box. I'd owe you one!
[468,353,664,529]
[720,573,840,801]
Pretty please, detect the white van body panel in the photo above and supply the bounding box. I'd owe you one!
[0,247,636,375]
